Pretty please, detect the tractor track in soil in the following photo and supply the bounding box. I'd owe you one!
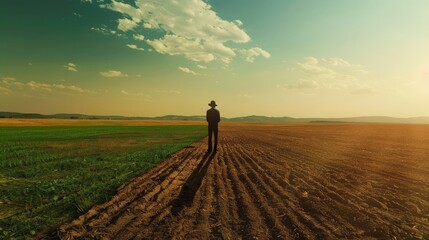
[49,124,428,239]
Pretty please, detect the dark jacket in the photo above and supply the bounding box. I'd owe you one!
[206,108,220,127]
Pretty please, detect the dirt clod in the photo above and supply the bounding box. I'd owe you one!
[55,124,429,240]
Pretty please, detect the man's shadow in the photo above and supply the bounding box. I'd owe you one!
[171,151,216,216]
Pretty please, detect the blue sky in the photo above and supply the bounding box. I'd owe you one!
[1,0,429,117]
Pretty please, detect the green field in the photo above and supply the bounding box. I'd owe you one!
[0,125,206,239]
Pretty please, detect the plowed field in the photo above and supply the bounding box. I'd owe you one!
[55,124,429,239]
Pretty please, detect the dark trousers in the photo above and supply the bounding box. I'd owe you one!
[208,125,218,150]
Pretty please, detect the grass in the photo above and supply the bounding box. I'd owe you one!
[0,125,206,239]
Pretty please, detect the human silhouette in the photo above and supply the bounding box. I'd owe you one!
[206,100,220,152]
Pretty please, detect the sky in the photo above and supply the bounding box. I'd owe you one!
[1,0,429,118]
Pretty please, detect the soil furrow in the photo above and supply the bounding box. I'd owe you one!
[218,144,245,239]
[225,144,292,239]
[112,149,209,238]
[222,144,268,239]
[234,146,333,239]
[55,124,429,240]
[105,149,205,234]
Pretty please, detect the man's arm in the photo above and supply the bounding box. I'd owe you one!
[206,110,209,122]
[216,110,220,123]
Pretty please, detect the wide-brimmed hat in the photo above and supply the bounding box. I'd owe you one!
[208,100,217,107]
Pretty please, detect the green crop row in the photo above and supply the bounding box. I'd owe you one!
[0,125,206,239]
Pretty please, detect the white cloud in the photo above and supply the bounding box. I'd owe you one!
[1,77,16,84]
[178,67,198,75]
[126,44,144,51]
[105,0,249,41]
[321,57,369,75]
[118,18,138,32]
[134,34,145,41]
[197,65,207,69]
[27,81,53,91]
[53,84,87,93]
[238,47,271,63]
[234,20,243,26]
[99,70,128,78]
[0,86,13,95]
[297,57,337,79]
[281,57,373,92]
[81,0,104,4]
[121,89,152,101]
[0,77,19,95]
[296,57,336,78]
[91,26,110,35]
[295,57,369,81]
[147,35,220,62]
[277,79,320,90]
[322,57,351,67]
[143,22,153,29]
[64,63,77,72]
[91,25,123,37]
[102,0,142,20]
[1,77,24,88]
[0,77,96,95]
[25,81,93,93]
[102,0,269,64]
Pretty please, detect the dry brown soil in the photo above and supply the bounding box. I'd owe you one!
[52,123,428,239]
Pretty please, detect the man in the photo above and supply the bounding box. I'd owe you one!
[206,100,220,152]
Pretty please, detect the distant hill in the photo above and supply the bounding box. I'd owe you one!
[152,115,206,121]
[1,112,429,124]
[227,115,304,123]
[1,112,47,119]
[227,115,429,124]
[319,116,429,124]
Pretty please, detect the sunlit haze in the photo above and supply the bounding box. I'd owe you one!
[1,0,429,118]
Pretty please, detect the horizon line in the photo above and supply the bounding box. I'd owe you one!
[1,111,429,120]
